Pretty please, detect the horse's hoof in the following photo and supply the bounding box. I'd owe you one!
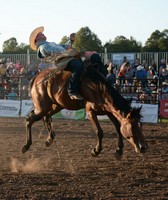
[91,148,99,157]
[114,150,123,160]
[45,139,53,147]
[51,132,56,140]
[22,145,29,153]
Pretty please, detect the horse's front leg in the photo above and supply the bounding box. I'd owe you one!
[107,113,124,160]
[87,110,103,156]
[22,110,42,153]
[43,116,55,147]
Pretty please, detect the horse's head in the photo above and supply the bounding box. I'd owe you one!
[120,106,147,153]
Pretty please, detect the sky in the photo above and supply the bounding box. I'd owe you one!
[0,0,168,52]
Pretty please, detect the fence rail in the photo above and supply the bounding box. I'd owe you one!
[1,52,168,68]
[0,75,168,120]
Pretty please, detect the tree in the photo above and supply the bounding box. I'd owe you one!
[158,29,168,51]
[59,36,69,44]
[104,36,141,53]
[3,37,18,53]
[141,30,168,52]
[74,27,103,52]
[2,38,33,54]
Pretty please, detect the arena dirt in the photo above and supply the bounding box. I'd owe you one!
[0,117,168,200]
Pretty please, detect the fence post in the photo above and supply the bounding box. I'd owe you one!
[104,47,108,65]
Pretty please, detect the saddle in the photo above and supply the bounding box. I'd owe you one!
[44,49,80,71]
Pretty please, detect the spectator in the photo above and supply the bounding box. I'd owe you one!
[160,68,168,82]
[118,61,130,84]
[6,88,17,100]
[135,65,147,87]
[142,60,148,71]
[0,78,5,99]
[15,60,22,72]
[159,59,166,76]
[134,58,141,70]
[10,69,19,88]
[106,64,116,87]
[150,59,157,72]
[151,75,159,87]
[2,79,11,92]
[150,83,158,103]
[27,60,38,79]
[147,66,157,85]
[161,81,168,99]
[105,59,113,71]
[0,59,6,76]
[6,62,14,75]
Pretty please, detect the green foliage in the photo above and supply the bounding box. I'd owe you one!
[2,28,168,53]
[142,29,168,52]
[74,27,103,52]
[3,37,35,54]
[104,36,142,53]
[59,36,69,44]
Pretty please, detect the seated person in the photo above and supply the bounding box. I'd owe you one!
[6,88,17,100]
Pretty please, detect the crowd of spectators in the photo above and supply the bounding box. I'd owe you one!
[0,56,168,103]
[0,58,38,100]
[105,57,168,104]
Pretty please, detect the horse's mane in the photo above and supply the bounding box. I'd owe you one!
[84,67,132,114]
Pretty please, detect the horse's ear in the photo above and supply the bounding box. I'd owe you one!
[127,106,142,119]
[127,97,132,106]
[137,106,142,113]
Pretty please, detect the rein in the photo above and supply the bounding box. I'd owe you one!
[36,68,59,86]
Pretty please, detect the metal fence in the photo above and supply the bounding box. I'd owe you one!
[0,75,167,119]
[1,52,168,68]
[102,52,168,70]
[0,53,38,66]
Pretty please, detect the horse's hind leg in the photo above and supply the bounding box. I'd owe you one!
[22,110,42,153]
[43,115,56,147]
[87,110,103,156]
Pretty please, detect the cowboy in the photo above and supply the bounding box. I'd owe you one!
[29,26,84,100]
[67,33,107,78]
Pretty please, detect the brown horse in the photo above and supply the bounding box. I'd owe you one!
[22,67,147,158]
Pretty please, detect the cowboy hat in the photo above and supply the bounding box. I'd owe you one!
[29,26,44,50]
[137,65,144,71]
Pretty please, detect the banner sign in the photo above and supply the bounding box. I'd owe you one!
[0,100,20,117]
[86,103,158,123]
[53,109,85,120]
[159,100,168,118]
[0,100,158,123]
[112,53,135,67]
[21,100,34,117]
[131,103,158,123]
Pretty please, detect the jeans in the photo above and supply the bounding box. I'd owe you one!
[66,59,84,95]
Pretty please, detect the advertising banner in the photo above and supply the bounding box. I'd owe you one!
[0,100,20,117]
[86,103,158,123]
[159,100,168,118]
[131,103,158,123]
[0,100,158,123]
[53,109,85,120]
[112,53,135,67]
[21,100,34,117]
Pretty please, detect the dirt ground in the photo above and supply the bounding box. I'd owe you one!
[0,117,168,200]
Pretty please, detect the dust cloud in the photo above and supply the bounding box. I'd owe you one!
[10,156,50,173]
